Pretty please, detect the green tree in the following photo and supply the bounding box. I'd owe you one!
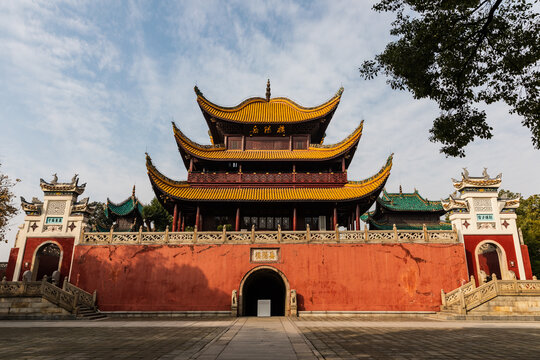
[360,0,539,157]
[142,197,172,231]
[86,202,113,231]
[0,163,19,243]
[499,189,540,277]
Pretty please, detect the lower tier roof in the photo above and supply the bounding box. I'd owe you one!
[146,153,393,202]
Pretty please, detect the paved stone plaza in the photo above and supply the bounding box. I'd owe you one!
[0,317,539,359]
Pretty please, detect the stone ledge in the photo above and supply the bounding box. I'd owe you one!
[102,311,231,318]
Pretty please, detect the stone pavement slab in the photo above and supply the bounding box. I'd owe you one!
[194,317,318,360]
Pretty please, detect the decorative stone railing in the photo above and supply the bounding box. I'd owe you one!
[82,225,458,245]
[0,276,97,314]
[441,275,540,314]
[188,171,347,185]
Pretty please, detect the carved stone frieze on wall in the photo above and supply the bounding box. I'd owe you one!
[46,200,66,215]
[477,222,496,230]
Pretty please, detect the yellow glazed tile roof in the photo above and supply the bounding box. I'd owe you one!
[173,121,363,161]
[146,153,393,202]
[196,87,343,124]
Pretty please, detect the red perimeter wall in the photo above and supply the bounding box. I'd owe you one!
[5,248,19,280]
[71,243,467,312]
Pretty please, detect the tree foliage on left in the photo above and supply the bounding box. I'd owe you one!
[0,163,19,243]
[86,202,113,231]
[142,197,172,231]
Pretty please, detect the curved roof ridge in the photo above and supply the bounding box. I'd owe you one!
[146,153,190,188]
[195,86,343,112]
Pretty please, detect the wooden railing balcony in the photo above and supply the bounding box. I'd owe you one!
[187,171,347,185]
[81,226,458,245]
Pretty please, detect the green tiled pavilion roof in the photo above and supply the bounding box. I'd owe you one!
[105,190,144,218]
[378,189,444,212]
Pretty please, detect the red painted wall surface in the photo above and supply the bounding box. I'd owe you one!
[521,245,533,279]
[19,237,75,282]
[5,248,19,280]
[463,235,520,283]
[70,243,467,312]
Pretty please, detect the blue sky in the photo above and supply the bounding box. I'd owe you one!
[1,1,538,260]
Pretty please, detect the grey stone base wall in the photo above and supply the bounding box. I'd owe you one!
[0,297,75,320]
[468,295,540,315]
[102,311,231,318]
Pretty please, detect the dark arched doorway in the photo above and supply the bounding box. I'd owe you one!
[242,268,286,316]
[477,242,503,282]
[33,243,61,281]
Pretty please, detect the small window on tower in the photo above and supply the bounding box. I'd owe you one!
[229,139,242,150]
[293,136,307,149]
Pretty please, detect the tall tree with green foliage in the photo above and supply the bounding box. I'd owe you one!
[499,190,540,277]
[360,0,539,157]
[142,197,172,231]
[86,202,113,231]
[0,163,19,243]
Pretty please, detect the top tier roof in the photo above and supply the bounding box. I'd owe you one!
[40,174,86,196]
[195,84,343,124]
[451,168,502,191]
[195,82,343,144]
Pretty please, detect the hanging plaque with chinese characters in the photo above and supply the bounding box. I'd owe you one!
[250,248,280,263]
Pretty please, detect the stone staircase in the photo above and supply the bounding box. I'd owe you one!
[439,275,540,317]
[0,276,106,320]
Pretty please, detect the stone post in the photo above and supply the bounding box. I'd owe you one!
[222,226,227,243]
[109,226,114,243]
[290,289,297,317]
[251,225,256,244]
[393,224,398,242]
[423,224,428,242]
[364,226,369,242]
[63,277,68,291]
[193,225,198,243]
[138,226,143,244]
[306,224,310,243]
[93,290,97,308]
[277,224,281,243]
[164,225,169,243]
[335,224,340,243]
[231,289,238,317]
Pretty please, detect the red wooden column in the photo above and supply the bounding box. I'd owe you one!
[195,205,200,229]
[172,204,178,232]
[333,206,337,230]
[180,210,184,231]
[355,204,360,230]
[293,207,297,231]
[235,207,240,231]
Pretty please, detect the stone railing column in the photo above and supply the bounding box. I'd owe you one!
[423,224,428,242]
[231,289,238,317]
[251,225,256,244]
[335,224,340,243]
[306,224,310,243]
[393,224,398,242]
[138,226,143,244]
[193,225,198,243]
[277,225,282,243]
[441,289,446,307]
[222,226,227,243]
[290,289,297,317]
[164,226,169,243]
[109,226,114,243]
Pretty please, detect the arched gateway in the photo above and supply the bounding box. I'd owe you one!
[32,242,62,281]
[239,266,290,316]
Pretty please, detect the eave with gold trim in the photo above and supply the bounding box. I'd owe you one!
[173,121,363,169]
[146,153,392,203]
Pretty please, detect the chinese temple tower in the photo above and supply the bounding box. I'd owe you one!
[146,81,393,231]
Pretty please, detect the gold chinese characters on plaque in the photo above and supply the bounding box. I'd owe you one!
[250,248,280,263]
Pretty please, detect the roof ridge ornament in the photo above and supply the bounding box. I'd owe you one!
[336,86,344,96]
[132,185,136,197]
[266,79,271,101]
[194,86,203,97]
